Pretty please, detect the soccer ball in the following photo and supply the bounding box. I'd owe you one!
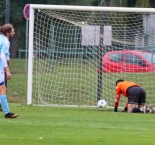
[97,99,107,108]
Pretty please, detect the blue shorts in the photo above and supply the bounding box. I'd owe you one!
[0,81,5,86]
[126,86,146,105]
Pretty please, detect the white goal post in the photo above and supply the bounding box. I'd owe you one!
[27,4,155,107]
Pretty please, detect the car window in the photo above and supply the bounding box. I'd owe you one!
[110,53,123,62]
[139,53,155,64]
[126,53,145,66]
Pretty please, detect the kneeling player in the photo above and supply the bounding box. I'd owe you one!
[114,79,146,113]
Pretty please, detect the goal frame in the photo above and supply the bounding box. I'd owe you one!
[27,4,155,105]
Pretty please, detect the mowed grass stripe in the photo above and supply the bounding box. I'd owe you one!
[0,105,155,145]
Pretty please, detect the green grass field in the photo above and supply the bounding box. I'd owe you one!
[3,59,155,145]
[1,104,155,145]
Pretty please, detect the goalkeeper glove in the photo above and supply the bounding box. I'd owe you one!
[114,107,118,112]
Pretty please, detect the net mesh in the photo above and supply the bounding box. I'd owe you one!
[30,7,155,107]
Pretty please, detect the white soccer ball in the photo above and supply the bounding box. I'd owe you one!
[97,99,107,108]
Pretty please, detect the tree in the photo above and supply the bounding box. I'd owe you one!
[6,0,155,58]
[136,0,149,7]
[127,0,136,7]
[0,0,4,25]
[150,0,155,8]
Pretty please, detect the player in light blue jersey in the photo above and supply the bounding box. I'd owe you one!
[0,24,18,118]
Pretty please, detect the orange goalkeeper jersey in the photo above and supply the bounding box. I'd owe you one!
[115,81,140,107]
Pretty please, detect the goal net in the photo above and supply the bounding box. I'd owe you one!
[27,5,155,108]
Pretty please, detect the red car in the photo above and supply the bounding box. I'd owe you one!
[102,50,155,72]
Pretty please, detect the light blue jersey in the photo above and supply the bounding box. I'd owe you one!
[0,34,10,72]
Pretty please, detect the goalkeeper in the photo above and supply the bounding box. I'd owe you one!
[114,79,146,113]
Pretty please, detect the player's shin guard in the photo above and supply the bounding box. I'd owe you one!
[0,95,10,114]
